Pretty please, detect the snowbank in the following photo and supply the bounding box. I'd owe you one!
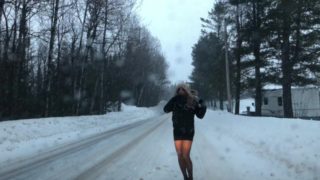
[0,103,163,165]
[199,110,320,179]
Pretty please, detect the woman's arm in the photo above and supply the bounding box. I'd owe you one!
[163,96,176,113]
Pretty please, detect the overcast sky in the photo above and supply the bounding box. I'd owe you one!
[137,0,215,84]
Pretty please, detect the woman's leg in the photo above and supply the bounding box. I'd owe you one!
[174,140,188,179]
[182,140,193,180]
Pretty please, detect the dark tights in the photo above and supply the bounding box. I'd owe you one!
[174,140,193,180]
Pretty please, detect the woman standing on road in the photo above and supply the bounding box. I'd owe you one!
[163,83,207,180]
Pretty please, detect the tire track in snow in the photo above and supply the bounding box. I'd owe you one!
[75,117,167,179]
[0,115,167,180]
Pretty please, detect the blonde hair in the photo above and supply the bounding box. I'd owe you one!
[175,83,196,107]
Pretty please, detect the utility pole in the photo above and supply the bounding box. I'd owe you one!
[224,18,233,113]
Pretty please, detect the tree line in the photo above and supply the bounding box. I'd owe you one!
[0,0,168,120]
[191,0,320,117]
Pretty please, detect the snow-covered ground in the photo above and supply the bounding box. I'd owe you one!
[0,102,319,180]
[0,103,163,165]
[198,110,320,180]
[74,110,320,180]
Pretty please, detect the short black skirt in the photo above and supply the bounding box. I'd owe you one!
[173,127,195,141]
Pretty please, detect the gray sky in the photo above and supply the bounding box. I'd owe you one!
[137,0,215,84]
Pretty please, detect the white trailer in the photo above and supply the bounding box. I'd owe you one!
[261,87,320,118]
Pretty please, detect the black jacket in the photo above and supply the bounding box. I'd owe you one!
[163,95,207,128]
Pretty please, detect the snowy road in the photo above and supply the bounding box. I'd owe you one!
[0,112,319,180]
[0,114,230,180]
[0,114,167,180]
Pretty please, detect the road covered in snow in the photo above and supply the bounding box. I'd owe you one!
[0,104,319,180]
